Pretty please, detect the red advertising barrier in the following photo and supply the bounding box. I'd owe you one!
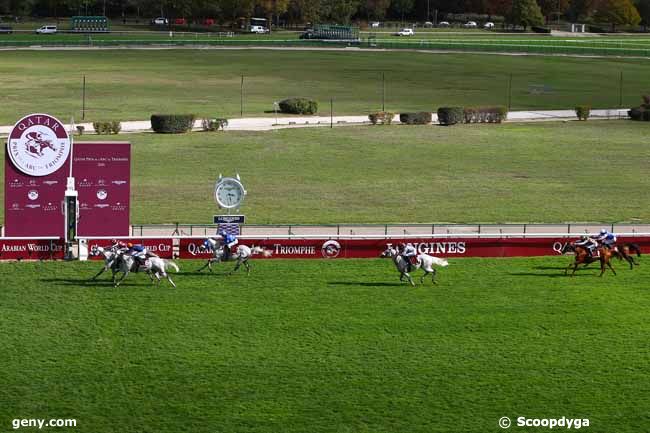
[87,238,174,260]
[0,238,65,260]
[179,237,650,260]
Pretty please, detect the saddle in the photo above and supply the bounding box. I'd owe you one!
[409,256,418,265]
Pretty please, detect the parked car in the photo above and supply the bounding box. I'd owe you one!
[438,21,450,27]
[151,17,168,25]
[371,21,380,28]
[35,25,57,34]
[396,28,414,36]
[203,18,215,26]
[464,21,477,28]
[0,25,13,34]
[484,22,495,29]
[424,21,434,27]
[174,18,186,25]
[250,25,269,34]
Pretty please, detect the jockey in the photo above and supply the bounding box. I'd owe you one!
[401,242,417,271]
[595,228,617,250]
[127,242,149,270]
[111,239,128,253]
[575,235,598,257]
[202,238,216,251]
[219,230,238,261]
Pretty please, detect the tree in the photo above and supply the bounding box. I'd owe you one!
[391,0,415,22]
[636,0,650,29]
[361,0,391,20]
[509,0,544,29]
[594,0,641,29]
[537,0,570,21]
[326,0,360,23]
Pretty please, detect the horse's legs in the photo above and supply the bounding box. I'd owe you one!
[197,259,212,272]
[606,260,616,276]
[229,260,242,276]
[569,261,579,277]
[404,272,415,287]
[166,274,177,288]
[420,271,427,284]
[90,266,106,281]
[431,268,438,284]
[114,270,129,287]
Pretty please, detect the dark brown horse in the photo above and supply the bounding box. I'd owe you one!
[612,243,642,269]
[562,243,616,277]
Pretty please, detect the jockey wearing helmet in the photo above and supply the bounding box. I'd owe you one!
[401,242,417,272]
[595,228,617,250]
[111,239,128,253]
[127,242,151,270]
[220,230,238,261]
[575,235,598,257]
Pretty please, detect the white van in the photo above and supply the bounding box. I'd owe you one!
[36,25,57,34]
[250,25,269,34]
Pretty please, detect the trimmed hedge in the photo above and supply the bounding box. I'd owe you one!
[92,121,121,134]
[399,112,432,125]
[151,114,195,133]
[201,118,228,131]
[278,98,318,115]
[463,106,507,123]
[628,95,650,121]
[437,107,464,125]
[368,112,395,125]
[575,105,591,121]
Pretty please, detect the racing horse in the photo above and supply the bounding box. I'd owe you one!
[614,243,642,269]
[112,253,179,288]
[381,245,449,286]
[197,238,270,275]
[562,243,616,276]
[89,245,122,281]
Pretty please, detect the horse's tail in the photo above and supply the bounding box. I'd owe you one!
[165,261,180,273]
[431,256,449,267]
[627,243,642,257]
[251,246,272,257]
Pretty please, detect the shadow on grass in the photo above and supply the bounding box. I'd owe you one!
[507,271,596,278]
[328,281,406,287]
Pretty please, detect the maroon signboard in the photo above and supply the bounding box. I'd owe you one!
[5,114,71,237]
[75,142,130,237]
[5,130,131,237]
[0,238,65,260]
[87,238,174,260]
[178,237,650,259]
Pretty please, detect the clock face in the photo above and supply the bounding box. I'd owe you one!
[215,178,245,209]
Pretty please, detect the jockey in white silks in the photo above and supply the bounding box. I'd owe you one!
[401,242,418,272]
[595,228,617,250]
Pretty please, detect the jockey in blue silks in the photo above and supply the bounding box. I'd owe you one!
[219,230,238,261]
[596,228,617,250]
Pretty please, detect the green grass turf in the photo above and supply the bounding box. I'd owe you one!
[1,49,649,124]
[0,256,649,433]
[4,121,649,225]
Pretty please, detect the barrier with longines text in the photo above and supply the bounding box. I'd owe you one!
[178,236,650,260]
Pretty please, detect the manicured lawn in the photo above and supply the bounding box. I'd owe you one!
[0,49,648,124]
[1,256,648,433]
[2,121,648,225]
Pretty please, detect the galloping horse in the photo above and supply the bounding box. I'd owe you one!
[562,243,616,277]
[197,238,270,275]
[91,245,179,287]
[613,243,642,269]
[381,246,448,286]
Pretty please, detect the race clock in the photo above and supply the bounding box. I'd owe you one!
[214,175,246,209]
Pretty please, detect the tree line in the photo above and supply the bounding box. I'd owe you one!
[1,0,648,29]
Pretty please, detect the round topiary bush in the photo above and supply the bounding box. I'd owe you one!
[151,114,196,133]
[399,112,433,125]
[278,98,318,115]
[437,107,464,126]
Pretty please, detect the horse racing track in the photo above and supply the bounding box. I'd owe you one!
[1,256,649,433]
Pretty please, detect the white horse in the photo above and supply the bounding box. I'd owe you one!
[381,246,449,286]
[197,238,270,275]
[90,245,123,281]
[91,246,179,287]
